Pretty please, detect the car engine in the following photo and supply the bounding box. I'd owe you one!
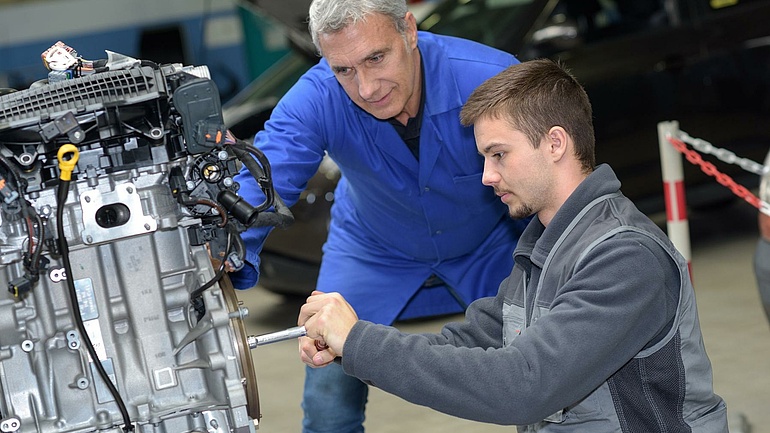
[0,44,293,433]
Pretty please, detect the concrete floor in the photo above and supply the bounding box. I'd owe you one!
[236,200,770,433]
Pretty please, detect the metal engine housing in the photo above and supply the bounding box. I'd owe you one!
[0,56,276,433]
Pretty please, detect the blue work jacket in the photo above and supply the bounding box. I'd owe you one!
[233,32,528,324]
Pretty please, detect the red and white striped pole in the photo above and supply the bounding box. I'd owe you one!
[657,121,692,275]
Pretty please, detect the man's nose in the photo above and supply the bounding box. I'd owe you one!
[482,161,498,186]
[356,70,378,100]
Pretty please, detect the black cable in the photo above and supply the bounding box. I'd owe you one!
[228,140,274,211]
[23,205,45,279]
[231,228,246,265]
[30,209,45,267]
[56,179,134,432]
[0,154,43,288]
[0,153,29,223]
[23,214,35,257]
[181,197,228,227]
[189,230,233,301]
[228,140,294,228]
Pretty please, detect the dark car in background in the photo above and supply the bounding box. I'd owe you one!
[225,0,770,295]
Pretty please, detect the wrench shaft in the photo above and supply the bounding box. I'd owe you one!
[248,326,307,349]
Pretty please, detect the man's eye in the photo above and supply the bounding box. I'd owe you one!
[493,152,504,160]
[369,54,383,64]
[335,67,353,77]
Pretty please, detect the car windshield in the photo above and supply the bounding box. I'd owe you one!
[418,0,538,49]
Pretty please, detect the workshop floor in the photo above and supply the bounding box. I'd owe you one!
[236,201,770,433]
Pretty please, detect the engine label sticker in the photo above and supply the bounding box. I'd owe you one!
[75,278,108,360]
[74,277,98,321]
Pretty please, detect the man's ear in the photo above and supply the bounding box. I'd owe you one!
[405,12,419,49]
[547,126,569,161]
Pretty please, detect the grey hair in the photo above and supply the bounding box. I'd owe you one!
[308,0,409,55]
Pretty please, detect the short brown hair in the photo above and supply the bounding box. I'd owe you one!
[460,59,595,172]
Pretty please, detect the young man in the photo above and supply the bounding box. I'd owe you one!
[298,59,728,432]
[231,0,527,431]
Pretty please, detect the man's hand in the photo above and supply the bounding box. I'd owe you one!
[298,291,359,367]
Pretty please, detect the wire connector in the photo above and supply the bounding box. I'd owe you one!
[8,275,34,299]
[0,173,19,204]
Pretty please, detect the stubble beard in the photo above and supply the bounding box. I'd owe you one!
[509,203,534,220]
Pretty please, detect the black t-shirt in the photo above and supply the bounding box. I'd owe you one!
[388,59,426,161]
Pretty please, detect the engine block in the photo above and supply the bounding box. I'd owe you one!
[0,51,289,433]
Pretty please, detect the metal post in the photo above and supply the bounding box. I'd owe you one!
[657,120,692,274]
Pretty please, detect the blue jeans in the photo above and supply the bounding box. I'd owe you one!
[301,363,368,433]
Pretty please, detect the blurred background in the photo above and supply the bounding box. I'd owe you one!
[2,0,769,431]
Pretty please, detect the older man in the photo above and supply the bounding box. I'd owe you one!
[231,0,527,431]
